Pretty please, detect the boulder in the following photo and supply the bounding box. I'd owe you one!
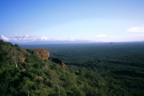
[19,57,26,62]
[33,49,50,60]
[61,60,66,69]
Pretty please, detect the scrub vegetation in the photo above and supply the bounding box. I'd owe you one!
[1,40,144,96]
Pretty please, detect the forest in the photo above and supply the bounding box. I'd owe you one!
[22,42,144,96]
[0,40,144,96]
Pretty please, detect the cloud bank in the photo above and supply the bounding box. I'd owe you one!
[0,34,49,43]
[1,33,144,43]
[0,34,83,43]
[1,35,10,41]
[127,26,144,33]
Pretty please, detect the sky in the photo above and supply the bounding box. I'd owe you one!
[0,0,144,43]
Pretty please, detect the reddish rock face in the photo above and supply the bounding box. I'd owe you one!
[61,60,66,69]
[19,57,26,62]
[33,49,50,60]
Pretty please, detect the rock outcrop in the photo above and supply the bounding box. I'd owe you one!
[33,49,50,60]
[61,60,66,69]
[19,57,26,62]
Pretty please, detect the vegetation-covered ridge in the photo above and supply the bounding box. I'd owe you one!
[21,42,144,96]
[0,40,105,96]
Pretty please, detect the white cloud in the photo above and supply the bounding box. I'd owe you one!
[0,34,49,42]
[0,35,9,41]
[11,35,35,42]
[96,34,108,38]
[40,36,48,41]
[127,26,144,33]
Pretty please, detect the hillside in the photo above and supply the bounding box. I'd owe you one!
[20,42,144,96]
[0,40,106,96]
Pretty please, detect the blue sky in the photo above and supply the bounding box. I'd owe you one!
[0,0,144,43]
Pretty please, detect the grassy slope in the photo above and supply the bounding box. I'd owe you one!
[0,40,106,96]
